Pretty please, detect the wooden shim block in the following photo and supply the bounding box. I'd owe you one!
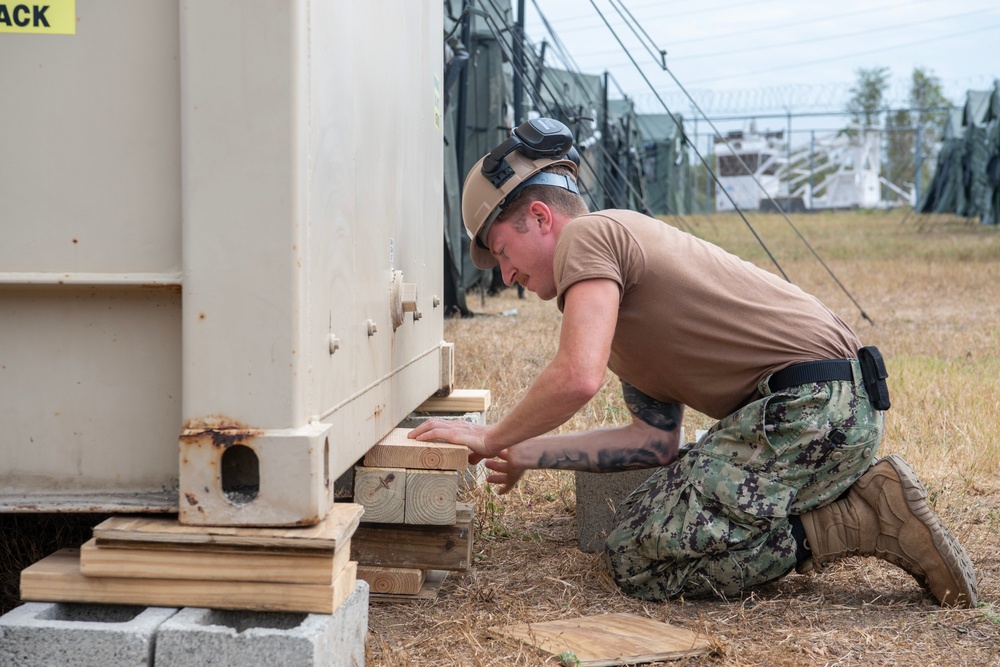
[356,566,426,595]
[91,503,362,551]
[436,342,455,396]
[369,570,448,603]
[354,466,405,524]
[363,428,467,471]
[404,470,458,525]
[22,549,358,615]
[352,503,472,571]
[488,613,713,666]
[79,538,352,585]
[417,388,491,413]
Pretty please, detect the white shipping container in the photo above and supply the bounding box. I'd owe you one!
[0,0,446,526]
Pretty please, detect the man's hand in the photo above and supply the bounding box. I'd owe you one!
[408,418,492,463]
[483,449,526,494]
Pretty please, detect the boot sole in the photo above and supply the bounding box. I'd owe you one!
[880,455,979,608]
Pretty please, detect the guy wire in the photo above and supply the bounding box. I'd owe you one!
[593,0,875,324]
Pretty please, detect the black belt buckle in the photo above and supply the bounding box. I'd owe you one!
[858,346,891,411]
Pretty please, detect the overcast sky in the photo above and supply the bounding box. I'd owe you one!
[523,0,999,138]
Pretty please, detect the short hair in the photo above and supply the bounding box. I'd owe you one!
[496,164,588,231]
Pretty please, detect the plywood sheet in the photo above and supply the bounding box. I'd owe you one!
[92,503,363,551]
[489,613,712,666]
[23,549,358,614]
[79,538,351,585]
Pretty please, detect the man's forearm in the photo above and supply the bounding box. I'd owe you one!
[484,356,599,454]
[511,421,681,474]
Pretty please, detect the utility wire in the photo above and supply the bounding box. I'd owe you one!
[586,0,791,283]
[688,21,1000,87]
[602,0,875,324]
[550,0,782,33]
[471,4,611,212]
[476,1,694,231]
[668,7,997,64]
[528,0,697,229]
[563,0,937,48]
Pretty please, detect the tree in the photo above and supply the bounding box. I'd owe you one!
[847,66,891,128]
[910,67,951,141]
[909,68,952,201]
[885,108,914,202]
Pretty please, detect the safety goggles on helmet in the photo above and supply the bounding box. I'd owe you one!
[462,118,581,270]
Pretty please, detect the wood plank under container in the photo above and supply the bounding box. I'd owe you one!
[91,502,363,551]
[416,389,491,413]
[22,549,358,614]
[79,538,352,585]
[363,428,468,470]
[351,503,472,571]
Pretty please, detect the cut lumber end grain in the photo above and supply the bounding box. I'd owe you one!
[354,466,406,524]
[356,566,426,595]
[369,570,448,603]
[417,388,491,413]
[364,428,468,470]
[404,470,458,525]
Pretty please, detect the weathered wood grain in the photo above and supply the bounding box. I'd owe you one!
[363,428,467,471]
[91,503,362,551]
[357,565,426,595]
[22,549,358,614]
[416,388,491,413]
[404,469,458,525]
[354,466,406,524]
[79,538,352,585]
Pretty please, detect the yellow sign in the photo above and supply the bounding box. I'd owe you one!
[0,1,75,35]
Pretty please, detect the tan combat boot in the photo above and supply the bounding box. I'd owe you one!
[799,455,978,607]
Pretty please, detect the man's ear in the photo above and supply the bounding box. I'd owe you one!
[528,200,553,234]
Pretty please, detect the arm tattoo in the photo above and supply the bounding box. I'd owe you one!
[535,439,676,473]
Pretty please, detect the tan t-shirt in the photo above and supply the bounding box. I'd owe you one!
[553,210,861,419]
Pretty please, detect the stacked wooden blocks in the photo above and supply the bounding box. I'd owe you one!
[350,427,476,600]
[19,503,363,614]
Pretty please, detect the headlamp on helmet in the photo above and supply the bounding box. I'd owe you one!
[481,118,575,188]
[461,118,581,269]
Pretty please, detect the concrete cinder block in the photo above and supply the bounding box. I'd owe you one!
[575,469,657,553]
[153,580,369,667]
[0,602,177,667]
[575,428,702,553]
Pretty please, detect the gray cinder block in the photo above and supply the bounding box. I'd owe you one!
[0,602,177,667]
[575,428,700,553]
[153,580,369,667]
[575,469,657,553]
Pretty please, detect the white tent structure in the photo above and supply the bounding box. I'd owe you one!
[715,125,895,211]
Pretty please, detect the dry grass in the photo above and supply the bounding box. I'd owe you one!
[367,210,1000,666]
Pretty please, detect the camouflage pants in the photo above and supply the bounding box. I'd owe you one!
[605,360,884,600]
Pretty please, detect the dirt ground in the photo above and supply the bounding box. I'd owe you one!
[365,477,999,666]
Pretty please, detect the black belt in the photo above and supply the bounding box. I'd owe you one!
[768,359,853,393]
